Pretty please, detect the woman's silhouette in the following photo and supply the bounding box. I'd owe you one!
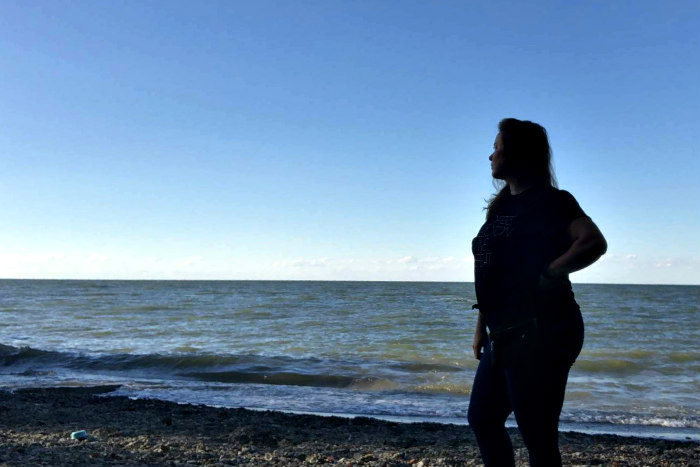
[467,118,607,467]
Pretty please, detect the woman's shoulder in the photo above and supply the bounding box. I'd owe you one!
[542,185,573,196]
[540,185,579,202]
[542,186,589,220]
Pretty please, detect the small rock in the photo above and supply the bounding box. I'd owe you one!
[359,453,376,463]
[70,430,88,440]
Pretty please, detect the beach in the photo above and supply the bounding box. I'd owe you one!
[0,386,697,467]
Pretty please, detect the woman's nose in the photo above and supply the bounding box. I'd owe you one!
[489,153,493,161]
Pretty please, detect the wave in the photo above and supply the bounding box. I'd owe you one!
[560,409,700,429]
[388,361,463,373]
[410,383,471,395]
[0,344,459,392]
[181,371,388,389]
[668,352,700,364]
[573,358,646,374]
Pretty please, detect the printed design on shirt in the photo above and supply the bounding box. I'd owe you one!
[473,215,516,268]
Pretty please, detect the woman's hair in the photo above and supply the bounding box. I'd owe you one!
[485,118,557,219]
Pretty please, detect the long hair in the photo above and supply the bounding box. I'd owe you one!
[485,118,557,219]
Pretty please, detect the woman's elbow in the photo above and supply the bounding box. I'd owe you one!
[593,234,607,258]
[598,237,608,257]
[584,219,607,258]
[580,232,607,260]
[570,218,607,260]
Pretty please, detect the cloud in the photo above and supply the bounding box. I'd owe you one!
[654,258,674,268]
[87,253,110,263]
[266,255,473,281]
[572,252,700,285]
[176,255,204,268]
[273,257,330,269]
[419,256,455,264]
[599,253,638,263]
[12,248,695,284]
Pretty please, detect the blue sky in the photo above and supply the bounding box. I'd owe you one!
[1,1,698,284]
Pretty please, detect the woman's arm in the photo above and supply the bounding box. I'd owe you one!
[472,311,487,360]
[544,217,607,279]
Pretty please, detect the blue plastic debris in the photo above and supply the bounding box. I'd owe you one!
[70,430,88,440]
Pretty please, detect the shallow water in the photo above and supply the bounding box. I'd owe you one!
[1,280,698,440]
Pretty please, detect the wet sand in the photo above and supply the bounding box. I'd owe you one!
[0,386,697,466]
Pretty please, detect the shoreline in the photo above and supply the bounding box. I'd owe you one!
[244,408,698,443]
[1,386,697,466]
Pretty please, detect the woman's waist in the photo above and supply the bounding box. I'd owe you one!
[482,302,582,335]
[475,278,576,310]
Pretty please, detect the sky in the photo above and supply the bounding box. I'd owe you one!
[1,1,698,284]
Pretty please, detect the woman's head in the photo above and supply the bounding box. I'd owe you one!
[485,118,557,218]
[492,118,556,186]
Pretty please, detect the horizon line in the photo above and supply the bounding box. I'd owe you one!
[0,277,698,287]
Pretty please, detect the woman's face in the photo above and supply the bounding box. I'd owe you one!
[489,133,507,179]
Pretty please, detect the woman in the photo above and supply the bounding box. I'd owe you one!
[467,118,607,467]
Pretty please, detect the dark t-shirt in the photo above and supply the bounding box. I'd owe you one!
[471,184,588,332]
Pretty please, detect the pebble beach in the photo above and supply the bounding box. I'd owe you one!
[0,386,697,467]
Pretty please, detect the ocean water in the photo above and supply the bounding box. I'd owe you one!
[0,280,698,440]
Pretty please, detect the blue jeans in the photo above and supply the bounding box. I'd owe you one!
[467,321,583,467]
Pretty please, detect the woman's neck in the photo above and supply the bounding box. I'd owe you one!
[506,178,535,195]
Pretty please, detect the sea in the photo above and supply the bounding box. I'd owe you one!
[0,280,698,441]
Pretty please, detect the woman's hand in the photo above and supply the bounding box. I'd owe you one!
[473,312,486,360]
[545,217,607,278]
[538,267,568,291]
